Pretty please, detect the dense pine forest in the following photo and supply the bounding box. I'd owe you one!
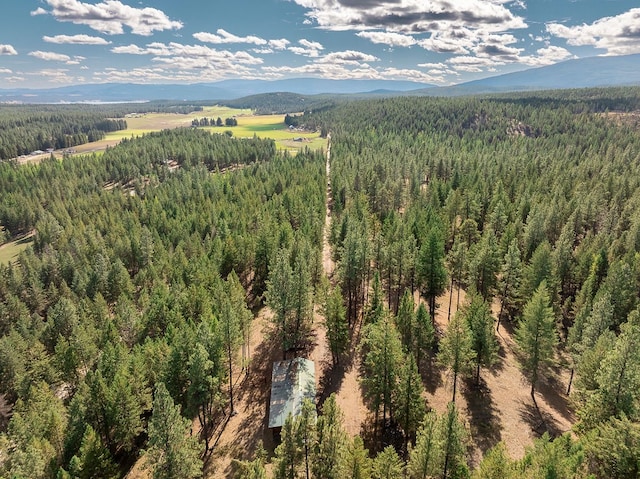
[1,88,640,479]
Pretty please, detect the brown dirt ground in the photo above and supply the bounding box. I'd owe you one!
[426,289,575,466]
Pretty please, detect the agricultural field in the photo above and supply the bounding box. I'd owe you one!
[17,106,322,164]
[0,233,33,265]
[116,107,323,152]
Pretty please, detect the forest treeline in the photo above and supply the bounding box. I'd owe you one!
[2,87,640,478]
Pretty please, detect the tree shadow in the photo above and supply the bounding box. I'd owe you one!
[535,371,575,424]
[359,411,405,455]
[205,322,282,478]
[518,395,566,440]
[420,355,445,394]
[461,377,502,455]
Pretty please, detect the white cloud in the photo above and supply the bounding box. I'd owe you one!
[289,39,324,57]
[269,39,290,50]
[253,48,274,54]
[43,34,111,45]
[111,41,263,72]
[356,31,416,47]
[319,50,379,64]
[261,61,444,84]
[417,62,446,69]
[111,44,147,55]
[33,0,183,36]
[193,29,267,45]
[291,0,526,33]
[31,69,74,83]
[299,39,324,50]
[5,76,25,83]
[0,44,18,55]
[547,8,640,55]
[29,51,72,62]
[520,45,576,66]
[0,68,12,73]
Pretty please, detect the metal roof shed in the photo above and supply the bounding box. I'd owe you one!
[268,358,316,429]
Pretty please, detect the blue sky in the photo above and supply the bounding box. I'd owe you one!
[0,0,638,88]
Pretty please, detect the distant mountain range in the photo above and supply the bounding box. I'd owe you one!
[419,53,640,96]
[0,79,430,104]
[1,54,639,104]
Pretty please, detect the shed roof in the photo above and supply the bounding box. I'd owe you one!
[268,357,316,429]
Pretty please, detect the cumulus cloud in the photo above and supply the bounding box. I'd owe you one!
[0,68,12,73]
[289,39,324,57]
[111,42,263,72]
[291,0,526,33]
[261,61,443,83]
[193,29,267,45]
[319,50,379,64]
[269,39,290,50]
[547,8,640,55]
[356,31,417,47]
[32,0,183,36]
[0,44,18,55]
[29,51,72,62]
[43,34,111,45]
[520,45,576,66]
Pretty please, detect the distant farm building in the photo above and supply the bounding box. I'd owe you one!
[268,358,316,433]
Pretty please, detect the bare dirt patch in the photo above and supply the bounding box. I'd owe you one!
[426,290,575,465]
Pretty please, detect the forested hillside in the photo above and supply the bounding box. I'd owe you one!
[281,87,640,478]
[0,128,325,478]
[1,87,640,479]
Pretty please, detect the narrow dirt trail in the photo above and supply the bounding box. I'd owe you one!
[314,133,368,436]
[204,135,356,477]
[425,289,575,465]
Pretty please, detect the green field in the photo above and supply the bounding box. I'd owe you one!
[100,107,324,154]
[0,235,33,265]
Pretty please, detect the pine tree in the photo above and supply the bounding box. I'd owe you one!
[313,394,347,479]
[396,289,416,351]
[515,282,558,399]
[362,317,403,434]
[68,425,119,479]
[414,303,435,373]
[323,285,349,365]
[273,415,300,479]
[393,354,426,446]
[417,228,447,322]
[462,294,498,384]
[467,230,500,301]
[580,311,640,429]
[372,445,404,479]
[147,383,202,479]
[437,312,474,403]
[407,411,438,479]
[338,436,371,479]
[439,402,469,479]
[266,248,294,358]
[471,442,511,479]
[496,238,522,331]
